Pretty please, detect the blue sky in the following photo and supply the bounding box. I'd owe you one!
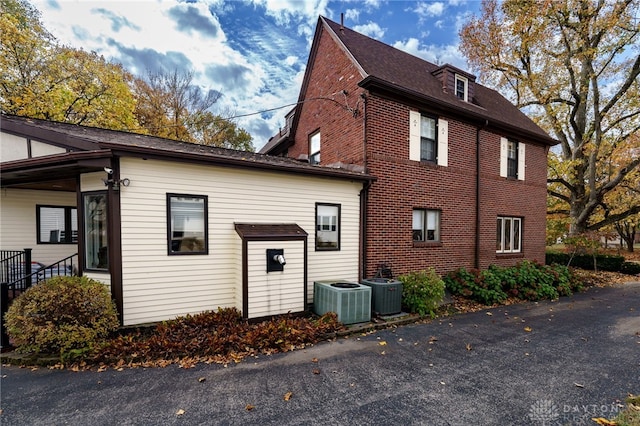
[33,0,481,149]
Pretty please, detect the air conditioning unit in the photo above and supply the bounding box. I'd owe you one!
[314,280,371,324]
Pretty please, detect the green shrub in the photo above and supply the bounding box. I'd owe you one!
[5,276,119,361]
[545,251,625,272]
[398,268,445,317]
[445,261,580,305]
[621,261,640,275]
[444,267,507,305]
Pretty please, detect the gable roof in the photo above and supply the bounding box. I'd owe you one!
[265,16,556,154]
[0,114,373,187]
[319,17,555,145]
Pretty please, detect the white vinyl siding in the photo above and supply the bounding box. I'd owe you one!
[0,132,66,162]
[409,111,448,166]
[118,157,362,325]
[245,240,305,319]
[0,189,78,265]
[500,137,525,180]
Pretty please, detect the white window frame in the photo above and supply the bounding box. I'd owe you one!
[496,216,522,253]
[309,131,321,165]
[316,203,340,250]
[500,137,525,180]
[413,209,441,242]
[455,74,468,102]
[409,111,448,166]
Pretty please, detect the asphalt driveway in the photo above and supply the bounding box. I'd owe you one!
[2,282,639,426]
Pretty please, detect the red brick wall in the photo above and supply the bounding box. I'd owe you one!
[288,25,549,277]
[289,26,364,166]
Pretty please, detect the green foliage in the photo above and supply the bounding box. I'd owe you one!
[398,268,445,317]
[621,262,640,275]
[5,276,119,361]
[608,394,640,426]
[444,267,507,305]
[546,251,626,272]
[93,308,342,367]
[444,261,581,305]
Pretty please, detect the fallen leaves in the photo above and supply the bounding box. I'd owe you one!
[592,417,617,425]
[465,343,472,351]
[176,409,185,416]
[245,404,255,411]
[283,392,293,401]
[574,382,585,388]
[524,326,532,332]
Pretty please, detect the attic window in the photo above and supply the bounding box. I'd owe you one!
[455,74,468,102]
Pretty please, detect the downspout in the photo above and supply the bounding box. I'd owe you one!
[475,120,489,269]
[359,180,371,281]
[359,92,369,281]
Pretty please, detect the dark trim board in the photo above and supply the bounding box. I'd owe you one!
[235,223,308,319]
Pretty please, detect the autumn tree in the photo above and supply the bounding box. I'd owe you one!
[0,0,139,130]
[133,70,220,141]
[133,70,254,150]
[188,111,254,151]
[460,0,640,235]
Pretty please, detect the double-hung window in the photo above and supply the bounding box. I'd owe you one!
[500,138,525,180]
[309,131,321,165]
[316,203,340,250]
[409,111,448,166]
[420,116,437,162]
[413,209,440,242]
[37,205,77,244]
[167,194,208,255]
[496,216,521,253]
[455,74,468,101]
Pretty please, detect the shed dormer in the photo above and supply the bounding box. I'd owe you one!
[431,64,477,103]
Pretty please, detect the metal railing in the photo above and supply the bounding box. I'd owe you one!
[1,250,78,349]
[1,250,78,298]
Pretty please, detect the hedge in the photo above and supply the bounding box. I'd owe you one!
[545,251,625,272]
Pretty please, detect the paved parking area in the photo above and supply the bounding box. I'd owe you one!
[1,282,639,425]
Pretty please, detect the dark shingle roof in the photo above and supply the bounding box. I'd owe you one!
[0,114,373,181]
[321,17,555,145]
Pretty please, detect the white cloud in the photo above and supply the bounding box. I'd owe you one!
[393,38,470,70]
[345,8,360,21]
[414,2,445,18]
[353,21,385,39]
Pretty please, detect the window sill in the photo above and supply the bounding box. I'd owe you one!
[413,241,442,248]
[495,252,524,259]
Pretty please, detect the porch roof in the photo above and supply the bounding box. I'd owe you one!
[1,114,374,188]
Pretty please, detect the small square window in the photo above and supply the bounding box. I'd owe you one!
[316,203,340,250]
[413,209,440,242]
[37,205,77,244]
[167,194,208,255]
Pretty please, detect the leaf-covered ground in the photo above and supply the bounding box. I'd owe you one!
[13,266,639,372]
[77,309,344,371]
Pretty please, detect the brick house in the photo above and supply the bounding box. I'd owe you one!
[261,16,557,278]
